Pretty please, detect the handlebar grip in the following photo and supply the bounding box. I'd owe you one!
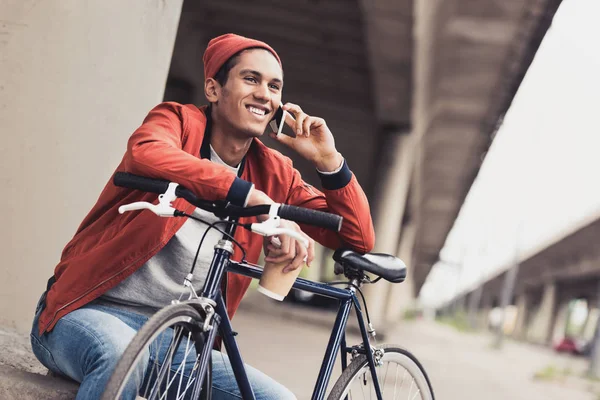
[113,172,170,194]
[278,204,343,232]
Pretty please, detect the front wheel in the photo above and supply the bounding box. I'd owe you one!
[328,345,434,400]
[101,303,212,400]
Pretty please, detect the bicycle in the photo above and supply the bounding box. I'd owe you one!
[101,172,435,400]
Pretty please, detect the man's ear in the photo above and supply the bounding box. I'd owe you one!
[204,78,220,103]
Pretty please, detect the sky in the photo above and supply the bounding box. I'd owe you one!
[419,0,600,308]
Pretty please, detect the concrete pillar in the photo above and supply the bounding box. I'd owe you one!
[583,308,600,341]
[455,295,467,315]
[513,293,529,339]
[551,300,570,344]
[588,281,600,377]
[0,0,183,333]
[384,220,417,323]
[361,133,416,331]
[527,282,557,344]
[468,286,483,330]
[494,264,519,348]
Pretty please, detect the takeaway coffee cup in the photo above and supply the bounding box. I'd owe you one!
[257,260,303,301]
[257,237,306,301]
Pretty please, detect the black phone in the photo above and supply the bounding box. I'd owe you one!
[269,105,295,138]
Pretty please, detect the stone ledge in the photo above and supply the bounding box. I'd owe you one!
[0,365,78,400]
[0,327,78,399]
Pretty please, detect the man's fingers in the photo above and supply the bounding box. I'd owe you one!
[295,113,307,137]
[265,245,296,263]
[282,102,303,117]
[303,116,313,137]
[283,242,307,273]
[265,235,295,263]
[306,236,315,267]
[283,233,293,255]
[266,244,283,254]
[283,103,310,136]
[265,253,293,263]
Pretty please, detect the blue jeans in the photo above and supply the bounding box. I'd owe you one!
[30,294,295,400]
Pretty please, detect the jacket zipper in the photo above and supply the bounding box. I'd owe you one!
[41,263,135,333]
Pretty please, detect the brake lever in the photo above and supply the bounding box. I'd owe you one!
[250,216,309,249]
[119,182,179,217]
[118,202,176,217]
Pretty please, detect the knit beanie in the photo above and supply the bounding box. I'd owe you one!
[203,33,282,80]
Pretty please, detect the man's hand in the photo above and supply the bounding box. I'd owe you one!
[269,102,344,172]
[264,220,315,273]
[246,188,274,222]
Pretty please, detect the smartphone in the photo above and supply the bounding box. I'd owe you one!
[269,105,296,138]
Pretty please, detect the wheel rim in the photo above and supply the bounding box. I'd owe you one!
[339,351,430,400]
[115,316,205,400]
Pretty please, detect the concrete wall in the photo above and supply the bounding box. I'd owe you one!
[0,0,183,333]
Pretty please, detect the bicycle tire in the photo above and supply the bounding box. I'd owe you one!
[101,303,212,400]
[327,344,434,400]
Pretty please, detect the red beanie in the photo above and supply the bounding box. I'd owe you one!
[203,33,282,80]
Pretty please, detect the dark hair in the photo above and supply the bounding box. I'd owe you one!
[213,46,276,86]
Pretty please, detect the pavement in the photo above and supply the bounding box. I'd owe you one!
[1,290,598,399]
[234,291,599,400]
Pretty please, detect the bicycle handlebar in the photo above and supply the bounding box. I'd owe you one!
[113,172,343,232]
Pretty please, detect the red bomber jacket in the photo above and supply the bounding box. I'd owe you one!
[38,102,375,335]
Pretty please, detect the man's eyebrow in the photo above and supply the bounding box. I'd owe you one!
[239,69,283,84]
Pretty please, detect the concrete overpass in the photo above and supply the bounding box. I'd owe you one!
[1,0,564,333]
[163,0,565,326]
[447,214,600,347]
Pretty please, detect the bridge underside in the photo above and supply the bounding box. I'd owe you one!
[164,0,565,295]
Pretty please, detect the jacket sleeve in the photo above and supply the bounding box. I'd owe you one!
[285,159,375,254]
[122,102,253,206]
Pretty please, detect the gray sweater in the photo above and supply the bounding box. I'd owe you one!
[98,147,241,316]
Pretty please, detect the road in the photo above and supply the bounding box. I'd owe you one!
[229,292,597,399]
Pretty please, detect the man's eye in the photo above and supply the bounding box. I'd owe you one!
[269,84,280,91]
[244,77,257,83]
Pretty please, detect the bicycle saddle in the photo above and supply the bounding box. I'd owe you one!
[333,249,407,283]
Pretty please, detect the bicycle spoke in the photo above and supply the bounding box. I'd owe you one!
[178,375,197,400]
[393,364,399,400]
[331,348,431,400]
[143,333,165,398]
[158,328,183,399]
[176,343,204,399]
[382,362,390,395]
[408,378,414,400]
[410,385,421,400]
[360,372,366,399]
[178,354,203,400]
[175,331,192,397]
[159,329,198,400]
[400,369,407,391]
[145,329,176,399]
[150,326,183,399]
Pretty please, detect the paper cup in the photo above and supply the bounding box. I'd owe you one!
[257,260,303,301]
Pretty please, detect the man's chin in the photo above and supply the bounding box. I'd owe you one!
[241,124,266,138]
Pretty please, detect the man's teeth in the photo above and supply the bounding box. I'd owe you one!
[248,106,266,116]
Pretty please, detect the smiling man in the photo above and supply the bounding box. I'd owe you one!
[30,33,375,399]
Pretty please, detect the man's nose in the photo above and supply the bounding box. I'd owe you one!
[253,83,270,101]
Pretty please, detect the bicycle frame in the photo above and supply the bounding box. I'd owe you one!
[195,219,384,400]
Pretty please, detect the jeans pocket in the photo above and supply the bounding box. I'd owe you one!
[30,333,62,375]
[35,292,47,315]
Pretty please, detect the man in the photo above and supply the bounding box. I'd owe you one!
[30,33,375,399]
